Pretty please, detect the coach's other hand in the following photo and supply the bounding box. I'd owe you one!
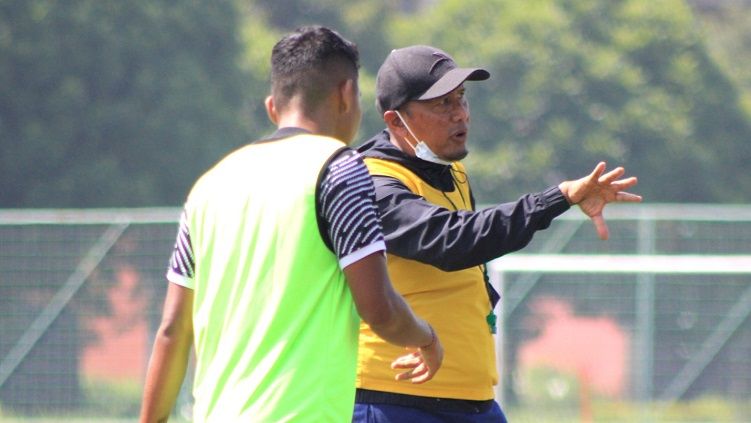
[391,328,444,384]
[558,161,642,240]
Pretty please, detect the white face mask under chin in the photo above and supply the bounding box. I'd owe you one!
[394,110,452,166]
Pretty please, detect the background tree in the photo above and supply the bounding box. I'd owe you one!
[1,0,751,416]
[0,0,250,207]
[386,0,751,203]
[0,0,250,413]
[383,0,751,405]
[245,0,396,142]
[692,1,751,119]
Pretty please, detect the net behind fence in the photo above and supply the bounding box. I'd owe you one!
[0,209,178,418]
[0,205,749,421]
[489,205,751,422]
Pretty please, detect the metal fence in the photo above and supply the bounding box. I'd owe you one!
[0,208,180,418]
[489,204,751,421]
[0,205,749,421]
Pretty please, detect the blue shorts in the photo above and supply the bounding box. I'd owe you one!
[352,401,509,423]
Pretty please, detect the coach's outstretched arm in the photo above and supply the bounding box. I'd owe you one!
[344,252,444,384]
[558,161,642,240]
[139,283,193,423]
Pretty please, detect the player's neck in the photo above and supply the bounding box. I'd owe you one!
[276,107,341,141]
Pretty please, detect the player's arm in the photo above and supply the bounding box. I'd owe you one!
[344,252,442,383]
[139,282,193,423]
[343,251,436,347]
[320,149,442,383]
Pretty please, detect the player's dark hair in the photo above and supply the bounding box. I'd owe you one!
[270,26,360,113]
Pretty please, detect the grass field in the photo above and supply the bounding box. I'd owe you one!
[1,401,749,423]
[2,379,748,422]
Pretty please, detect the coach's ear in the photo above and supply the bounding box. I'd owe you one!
[383,110,401,127]
[264,95,278,125]
[384,110,406,137]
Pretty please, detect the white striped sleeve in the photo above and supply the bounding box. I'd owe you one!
[319,150,386,268]
[166,209,196,289]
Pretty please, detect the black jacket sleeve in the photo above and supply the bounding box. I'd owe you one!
[372,176,571,271]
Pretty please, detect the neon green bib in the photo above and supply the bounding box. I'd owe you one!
[185,134,358,422]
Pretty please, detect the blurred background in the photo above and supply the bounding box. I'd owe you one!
[1,0,750,421]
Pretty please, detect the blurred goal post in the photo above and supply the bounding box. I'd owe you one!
[488,253,751,407]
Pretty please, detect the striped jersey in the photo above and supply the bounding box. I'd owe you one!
[163,130,386,422]
[167,148,385,285]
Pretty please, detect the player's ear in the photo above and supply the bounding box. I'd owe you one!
[338,78,357,114]
[264,95,278,125]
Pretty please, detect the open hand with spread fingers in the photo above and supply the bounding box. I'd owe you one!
[558,162,642,240]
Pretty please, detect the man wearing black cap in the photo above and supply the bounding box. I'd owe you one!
[353,45,641,422]
[139,31,444,423]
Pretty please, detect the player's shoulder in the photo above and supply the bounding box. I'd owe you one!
[329,147,362,166]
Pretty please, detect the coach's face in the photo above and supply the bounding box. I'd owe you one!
[401,85,470,162]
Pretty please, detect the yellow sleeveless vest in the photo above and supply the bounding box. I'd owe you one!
[356,158,498,400]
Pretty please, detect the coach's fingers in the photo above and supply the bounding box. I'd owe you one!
[616,191,642,203]
[610,176,639,192]
[591,214,610,240]
[598,166,625,185]
[394,362,429,382]
[407,363,436,384]
[391,352,421,369]
[588,161,607,181]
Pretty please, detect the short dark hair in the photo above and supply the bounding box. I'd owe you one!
[270,26,359,113]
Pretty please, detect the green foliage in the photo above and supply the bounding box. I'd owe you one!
[248,0,392,69]
[235,4,279,139]
[513,366,749,421]
[695,3,751,149]
[695,3,751,93]
[3,0,751,206]
[388,0,751,203]
[245,0,392,144]
[0,0,250,207]
[506,396,750,423]
[516,365,581,407]
[79,378,142,417]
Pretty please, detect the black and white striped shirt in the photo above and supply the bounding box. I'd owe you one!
[167,148,385,286]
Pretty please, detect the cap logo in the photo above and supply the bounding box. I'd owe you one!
[429,52,453,75]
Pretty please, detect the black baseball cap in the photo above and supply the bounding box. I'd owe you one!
[376,45,490,114]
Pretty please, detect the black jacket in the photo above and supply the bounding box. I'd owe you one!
[357,130,570,272]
